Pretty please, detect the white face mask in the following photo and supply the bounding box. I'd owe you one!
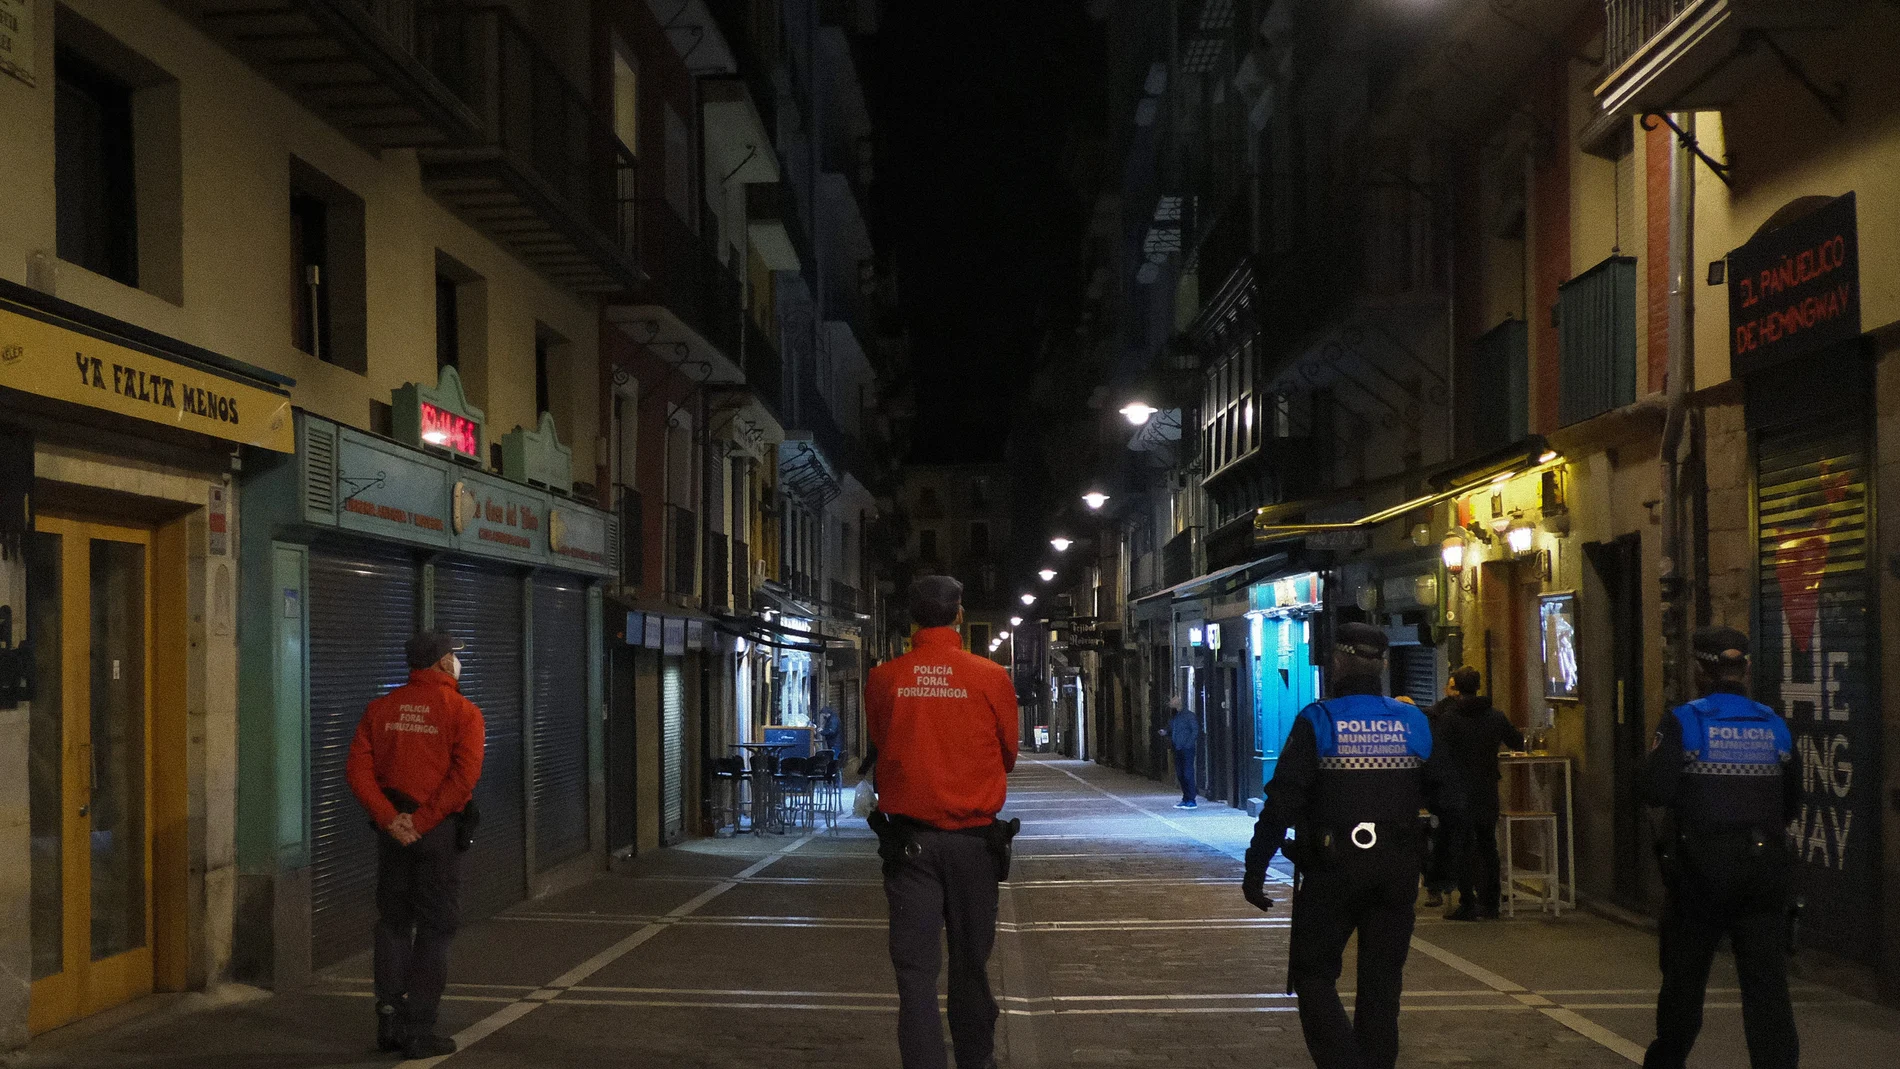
[448,654,463,680]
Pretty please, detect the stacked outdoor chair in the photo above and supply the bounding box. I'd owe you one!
[708,756,749,836]
[775,755,815,831]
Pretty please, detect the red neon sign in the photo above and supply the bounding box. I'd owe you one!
[420,401,480,459]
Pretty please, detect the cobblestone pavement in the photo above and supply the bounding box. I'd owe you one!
[13,757,1899,1068]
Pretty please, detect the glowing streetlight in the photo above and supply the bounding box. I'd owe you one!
[997,631,1010,641]
[1020,593,1037,607]
[1038,568,1058,582]
[1009,616,1024,627]
[1082,491,1110,510]
[1119,401,1159,426]
[1050,536,1073,552]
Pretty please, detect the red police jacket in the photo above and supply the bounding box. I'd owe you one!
[346,668,486,835]
[866,626,1019,830]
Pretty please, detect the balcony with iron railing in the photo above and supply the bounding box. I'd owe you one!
[792,361,864,481]
[664,504,698,603]
[616,483,644,589]
[414,5,642,292]
[1597,0,1853,116]
[631,198,744,358]
[707,535,730,611]
[732,539,752,612]
[744,318,784,421]
[169,0,482,150]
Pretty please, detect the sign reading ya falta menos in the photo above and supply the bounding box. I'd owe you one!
[0,304,293,452]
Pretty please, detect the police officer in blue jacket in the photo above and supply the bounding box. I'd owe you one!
[1643,626,1799,1069]
[1241,622,1461,1069]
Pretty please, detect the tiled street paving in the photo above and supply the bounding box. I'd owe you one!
[14,758,1900,1068]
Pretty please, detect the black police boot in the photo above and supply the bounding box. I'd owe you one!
[1445,901,1479,922]
[375,1001,406,1053]
[403,1034,458,1059]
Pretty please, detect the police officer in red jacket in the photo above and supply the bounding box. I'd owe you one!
[346,631,485,1059]
[867,576,1020,1069]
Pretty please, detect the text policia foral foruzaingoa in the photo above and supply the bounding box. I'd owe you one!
[897,664,969,700]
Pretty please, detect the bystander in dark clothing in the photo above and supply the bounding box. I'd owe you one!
[818,705,843,754]
[1242,623,1462,1069]
[1435,667,1523,920]
[867,576,1019,1069]
[1642,627,1799,1069]
[1161,699,1200,808]
[346,631,485,1059]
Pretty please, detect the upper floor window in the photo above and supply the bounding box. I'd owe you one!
[1202,338,1256,475]
[55,48,136,287]
[611,38,639,154]
[918,528,939,562]
[968,522,990,557]
[289,157,367,372]
[53,11,182,302]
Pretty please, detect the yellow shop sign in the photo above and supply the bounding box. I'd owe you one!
[0,307,293,452]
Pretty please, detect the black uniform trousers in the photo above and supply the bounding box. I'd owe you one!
[885,828,1001,1069]
[1453,807,1502,913]
[373,819,462,1035]
[1645,834,1797,1069]
[1289,861,1419,1069]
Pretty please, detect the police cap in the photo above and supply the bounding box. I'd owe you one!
[1692,626,1749,668]
[1335,622,1388,660]
[405,630,465,670]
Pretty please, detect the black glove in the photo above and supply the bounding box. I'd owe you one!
[1241,845,1276,912]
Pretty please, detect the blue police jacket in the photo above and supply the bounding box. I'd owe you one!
[1247,690,1458,872]
[1646,690,1796,830]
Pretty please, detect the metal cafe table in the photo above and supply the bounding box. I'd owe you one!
[734,743,790,834]
[1498,753,1577,915]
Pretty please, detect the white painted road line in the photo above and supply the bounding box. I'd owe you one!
[400,833,817,1067]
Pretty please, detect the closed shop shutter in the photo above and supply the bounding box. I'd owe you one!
[1390,644,1439,708]
[433,559,527,922]
[308,544,418,969]
[661,660,685,843]
[1754,415,1878,964]
[531,574,590,870]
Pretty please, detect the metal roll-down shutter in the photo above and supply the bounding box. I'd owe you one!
[661,659,685,843]
[433,558,527,922]
[308,544,418,969]
[531,574,590,869]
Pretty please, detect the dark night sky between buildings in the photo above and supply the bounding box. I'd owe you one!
[873,2,1099,465]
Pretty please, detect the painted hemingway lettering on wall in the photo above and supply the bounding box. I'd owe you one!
[1756,426,1879,965]
[1728,192,1861,377]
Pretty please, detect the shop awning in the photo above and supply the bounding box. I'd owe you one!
[1252,438,1558,542]
[1131,551,1295,607]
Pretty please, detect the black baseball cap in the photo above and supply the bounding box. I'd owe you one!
[406,630,465,670]
[1693,626,1749,667]
[1335,622,1389,660]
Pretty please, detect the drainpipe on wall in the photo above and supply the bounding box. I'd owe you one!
[1660,111,1697,710]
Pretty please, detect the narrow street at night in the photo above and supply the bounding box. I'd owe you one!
[13,760,1898,1068]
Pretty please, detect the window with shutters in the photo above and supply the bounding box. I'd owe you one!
[1557,256,1639,426]
[1472,319,1529,451]
[1202,338,1256,478]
